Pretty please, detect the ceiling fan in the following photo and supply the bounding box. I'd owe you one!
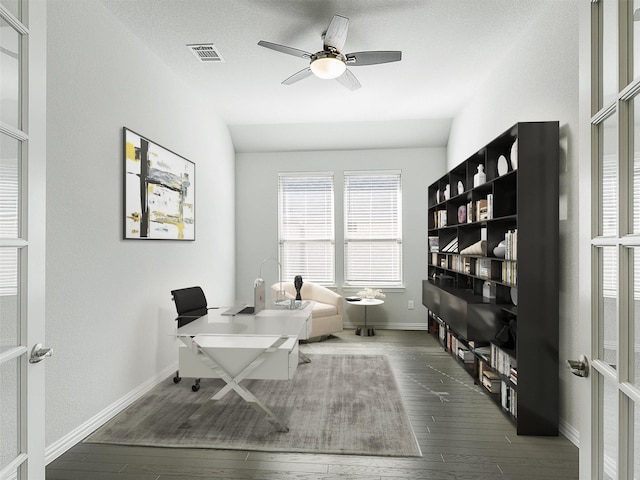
[257,14,402,91]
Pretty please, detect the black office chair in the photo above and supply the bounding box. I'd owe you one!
[171,286,216,391]
[171,286,213,328]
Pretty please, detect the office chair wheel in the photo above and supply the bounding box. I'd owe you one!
[192,378,201,392]
[173,371,181,383]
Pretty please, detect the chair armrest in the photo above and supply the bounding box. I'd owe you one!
[306,284,343,315]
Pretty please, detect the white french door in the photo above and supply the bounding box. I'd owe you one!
[0,1,47,479]
[585,0,640,478]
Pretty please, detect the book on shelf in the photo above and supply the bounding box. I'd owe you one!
[491,344,517,376]
[509,367,518,385]
[473,346,491,362]
[487,193,493,220]
[428,236,439,252]
[482,370,501,393]
[442,237,458,253]
[501,382,518,417]
[502,261,517,284]
[457,347,474,363]
[476,258,491,278]
[434,210,447,228]
[505,229,518,260]
[476,199,489,221]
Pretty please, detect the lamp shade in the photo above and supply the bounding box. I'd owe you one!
[310,56,346,79]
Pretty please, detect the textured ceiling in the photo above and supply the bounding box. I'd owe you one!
[99,0,555,151]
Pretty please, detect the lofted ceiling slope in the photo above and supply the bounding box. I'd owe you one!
[99,0,556,152]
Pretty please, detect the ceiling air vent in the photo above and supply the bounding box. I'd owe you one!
[187,43,224,63]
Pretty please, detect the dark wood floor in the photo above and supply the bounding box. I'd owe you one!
[46,330,579,479]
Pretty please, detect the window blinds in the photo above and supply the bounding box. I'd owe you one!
[344,171,402,286]
[278,173,335,284]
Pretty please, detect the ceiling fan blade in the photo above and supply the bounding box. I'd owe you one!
[335,68,361,91]
[323,15,349,52]
[282,67,314,85]
[345,51,402,66]
[258,40,312,59]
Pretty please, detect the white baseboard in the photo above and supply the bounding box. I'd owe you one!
[343,323,429,331]
[45,362,178,465]
[559,417,580,448]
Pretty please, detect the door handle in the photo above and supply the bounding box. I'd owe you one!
[29,343,53,363]
[567,355,589,377]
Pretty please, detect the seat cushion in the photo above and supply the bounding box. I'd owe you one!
[312,302,338,318]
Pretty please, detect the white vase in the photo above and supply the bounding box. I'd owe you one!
[473,164,486,187]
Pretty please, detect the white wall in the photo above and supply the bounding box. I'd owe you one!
[235,147,447,329]
[45,0,235,449]
[446,2,580,441]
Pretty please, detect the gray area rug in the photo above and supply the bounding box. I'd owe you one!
[85,354,421,457]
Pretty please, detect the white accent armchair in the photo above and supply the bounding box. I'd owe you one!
[271,281,343,340]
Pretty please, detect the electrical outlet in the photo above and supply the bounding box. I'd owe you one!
[408,300,414,310]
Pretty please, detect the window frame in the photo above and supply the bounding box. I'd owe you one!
[277,172,336,285]
[343,169,403,288]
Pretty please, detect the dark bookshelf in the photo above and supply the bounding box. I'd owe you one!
[422,122,559,436]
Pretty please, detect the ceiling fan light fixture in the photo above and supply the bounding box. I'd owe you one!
[310,53,346,79]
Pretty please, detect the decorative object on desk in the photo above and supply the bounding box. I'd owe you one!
[345,296,361,301]
[457,180,464,195]
[357,288,385,299]
[259,257,285,303]
[459,239,486,255]
[497,154,509,176]
[473,164,486,187]
[510,138,518,169]
[84,354,421,458]
[294,275,303,303]
[123,127,195,240]
[443,184,450,200]
[457,205,467,224]
[493,240,506,258]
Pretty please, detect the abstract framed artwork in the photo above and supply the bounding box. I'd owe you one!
[123,128,195,240]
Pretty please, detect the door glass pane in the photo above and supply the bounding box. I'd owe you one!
[603,0,618,106]
[0,18,20,129]
[0,248,19,353]
[602,376,619,480]
[0,1,20,21]
[0,133,20,239]
[635,0,640,81]
[602,113,618,237]
[634,402,639,480]
[0,356,19,471]
[635,248,640,388]
[634,97,640,234]
[601,246,618,367]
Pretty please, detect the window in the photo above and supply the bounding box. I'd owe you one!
[278,173,335,284]
[344,170,402,287]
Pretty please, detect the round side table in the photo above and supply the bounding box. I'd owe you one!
[346,298,384,336]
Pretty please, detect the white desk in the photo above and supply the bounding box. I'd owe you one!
[174,303,313,431]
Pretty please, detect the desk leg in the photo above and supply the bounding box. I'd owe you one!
[183,335,291,432]
[298,349,311,364]
[355,305,376,337]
